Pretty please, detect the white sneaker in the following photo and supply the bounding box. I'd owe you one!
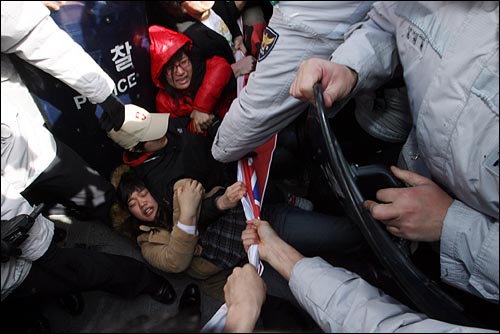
[288,194,314,211]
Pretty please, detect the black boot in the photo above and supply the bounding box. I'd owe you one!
[57,292,84,316]
[176,284,201,332]
[150,279,176,305]
[178,283,201,316]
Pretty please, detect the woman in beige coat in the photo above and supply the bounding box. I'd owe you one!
[111,166,248,299]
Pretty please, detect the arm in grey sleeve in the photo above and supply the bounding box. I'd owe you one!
[289,257,495,333]
[440,201,499,302]
[330,1,400,94]
[1,1,114,103]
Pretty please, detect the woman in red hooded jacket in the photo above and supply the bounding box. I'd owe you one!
[149,25,235,135]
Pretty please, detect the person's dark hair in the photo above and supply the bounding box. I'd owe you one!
[159,45,192,108]
[117,171,172,230]
[158,1,192,22]
[117,171,147,207]
[132,141,146,152]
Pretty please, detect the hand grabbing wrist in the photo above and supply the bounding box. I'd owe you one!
[215,182,246,211]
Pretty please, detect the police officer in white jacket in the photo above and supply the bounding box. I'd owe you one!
[2,1,125,225]
[290,1,499,303]
[1,0,175,312]
[211,1,375,162]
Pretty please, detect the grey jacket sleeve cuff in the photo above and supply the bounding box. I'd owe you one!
[440,200,499,301]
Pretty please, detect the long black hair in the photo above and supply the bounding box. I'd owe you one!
[117,171,171,230]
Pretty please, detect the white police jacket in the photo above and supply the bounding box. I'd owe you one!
[331,1,498,302]
[1,1,114,299]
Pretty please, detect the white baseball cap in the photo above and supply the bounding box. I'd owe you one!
[108,104,170,150]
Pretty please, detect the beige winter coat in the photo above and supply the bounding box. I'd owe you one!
[110,167,225,279]
[137,178,225,279]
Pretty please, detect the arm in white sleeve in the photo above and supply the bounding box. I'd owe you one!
[330,1,400,94]
[289,257,495,333]
[1,176,53,262]
[176,221,197,235]
[440,200,499,302]
[1,1,114,103]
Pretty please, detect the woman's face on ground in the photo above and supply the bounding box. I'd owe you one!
[181,1,215,18]
[165,53,192,90]
[127,188,158,222]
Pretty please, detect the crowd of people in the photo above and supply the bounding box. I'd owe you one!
[2,1,498,333]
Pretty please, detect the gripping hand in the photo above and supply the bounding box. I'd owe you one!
[99,94,125,131]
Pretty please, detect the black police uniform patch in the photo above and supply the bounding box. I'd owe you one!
[258,26,279,62]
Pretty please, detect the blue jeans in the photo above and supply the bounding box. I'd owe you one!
[260,204,366,304]
[263,204,365,257]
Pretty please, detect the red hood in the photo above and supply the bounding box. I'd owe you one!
[149,25,192,89]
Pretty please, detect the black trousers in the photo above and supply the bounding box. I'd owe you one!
[9,241,162,300]
[259,205,367,305]
[2,242,165,333]
[22,137,115,224]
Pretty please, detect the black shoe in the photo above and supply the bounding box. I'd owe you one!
[150,279,176,305]
[178,284,201,316]
[23,313,51,334]
[57,292,84,316]
[53,227,67,243]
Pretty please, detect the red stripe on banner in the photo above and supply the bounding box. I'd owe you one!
[252,135,277,205]
[242,158,261,219]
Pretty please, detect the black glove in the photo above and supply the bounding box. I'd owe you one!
[99,94,125,132]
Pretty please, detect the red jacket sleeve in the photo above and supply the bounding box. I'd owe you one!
[156,91,176,114]
[193,55,233,114]
[157,90,199,134]
[156,90,193,118]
